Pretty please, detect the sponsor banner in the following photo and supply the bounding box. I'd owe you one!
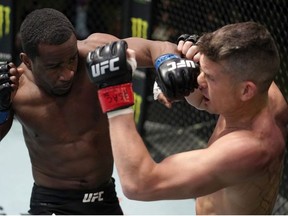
[0,0,13,61]
[125,0,153,134]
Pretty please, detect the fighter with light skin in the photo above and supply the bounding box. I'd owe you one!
[87,21,287,215]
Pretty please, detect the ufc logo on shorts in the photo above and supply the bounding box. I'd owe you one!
[167,60,197,71]
[82,191,104,203]
[90,57,119,77]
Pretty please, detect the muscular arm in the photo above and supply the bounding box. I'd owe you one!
[125,37,180,67]
[109,112,214,201]
[268,82,288,136]
[78,33,120,58]
[108,113,268,201]
[80,34,179,68]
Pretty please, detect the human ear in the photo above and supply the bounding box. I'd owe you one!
[240,81,257,101]
[20,53,32,70]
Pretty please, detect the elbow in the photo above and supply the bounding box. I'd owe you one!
[122,186,138,200]
[121,182,145,200]
[121,179,152,201]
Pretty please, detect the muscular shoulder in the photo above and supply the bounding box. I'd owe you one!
[15,63,37,95]
[210,130,275,173]
[17,63,32,89]
[268,82,288,128]
[77,33,119,58]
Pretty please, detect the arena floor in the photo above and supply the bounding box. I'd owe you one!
[0,119,196,215]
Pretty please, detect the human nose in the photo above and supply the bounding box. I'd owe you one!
[59,67,74,81]
[197,71,206,90]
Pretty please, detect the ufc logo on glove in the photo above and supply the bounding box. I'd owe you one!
[88,56,120,77]
[154,53,200,100]
[86,40,135,113]
[166,59,197,71]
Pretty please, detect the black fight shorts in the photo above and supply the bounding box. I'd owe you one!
[28,178,123,215]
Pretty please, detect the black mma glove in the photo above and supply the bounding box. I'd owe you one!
[86,40,136,114]
[0,62,12,124]
[176,34,200,45]
[154,54,200,101]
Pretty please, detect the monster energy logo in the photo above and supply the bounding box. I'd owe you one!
[0,4,11,38]
[131,17,148,39]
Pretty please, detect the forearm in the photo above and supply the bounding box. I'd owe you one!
[108,113,157,197]
[125,37,179,67]
[86,40,162,198]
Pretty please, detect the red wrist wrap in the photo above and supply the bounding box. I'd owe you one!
[98,83,134,113]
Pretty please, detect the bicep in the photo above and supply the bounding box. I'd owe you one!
[145,148,227,199]
[147,136,263,199]
[78,33,120,57]
[125,38,179,67]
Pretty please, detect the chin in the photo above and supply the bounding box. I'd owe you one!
[52,88,72,96]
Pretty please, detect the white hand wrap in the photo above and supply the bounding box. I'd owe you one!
[153,81,162,100]
[107,106,134,118]
[127,57,137,74]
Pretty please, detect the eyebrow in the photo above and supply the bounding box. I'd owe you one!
[70,51,78,58]
[201,68,214,79]
[46,51,78,66]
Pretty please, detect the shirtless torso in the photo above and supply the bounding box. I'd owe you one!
[13,41,113,189]
[103,21,288,215]
[196,83,286,214]
[8,31,177,190]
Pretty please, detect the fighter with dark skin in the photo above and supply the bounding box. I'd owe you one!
[0,8,179,214]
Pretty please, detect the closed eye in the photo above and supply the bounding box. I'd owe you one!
[204,72,214,81]
[69,53,78,64]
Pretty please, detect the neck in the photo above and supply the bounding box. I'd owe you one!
[223,93,268,130]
